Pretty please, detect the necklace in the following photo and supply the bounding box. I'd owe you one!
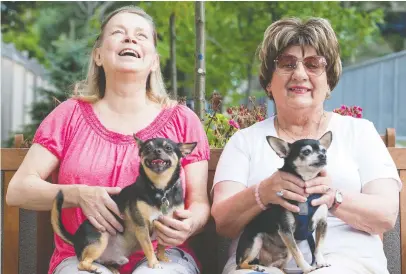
[276,111,326,141]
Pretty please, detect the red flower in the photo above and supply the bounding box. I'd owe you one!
[256,115,264,121]
[228,119,240,129]
[333,105,363,118]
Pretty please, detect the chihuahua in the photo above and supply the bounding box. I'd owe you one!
[51,136,197,274]
[236,131,333,273]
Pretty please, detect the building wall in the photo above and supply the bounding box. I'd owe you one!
[1,42,49,144]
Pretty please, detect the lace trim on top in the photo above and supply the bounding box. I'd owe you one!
[78,100,180,145]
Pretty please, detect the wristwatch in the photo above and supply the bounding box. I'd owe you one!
[331,189,343,210]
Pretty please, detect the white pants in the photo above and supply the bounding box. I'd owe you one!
[222,253,377,274]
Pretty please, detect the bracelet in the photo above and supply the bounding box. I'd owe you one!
[254,182,267,210]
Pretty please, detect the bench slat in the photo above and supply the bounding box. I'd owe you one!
[37,211,54,274]
[1,149,29,170]
[208,149,222,170]
[3,171,19,274]
[385,128,396,147]
[388,148,406,169]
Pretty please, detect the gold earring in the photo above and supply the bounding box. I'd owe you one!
[326,89,331,99]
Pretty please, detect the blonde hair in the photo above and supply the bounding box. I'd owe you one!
[258,17,342,99]
[72,6,173,106]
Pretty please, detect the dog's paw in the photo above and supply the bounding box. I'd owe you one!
[314,256,330,269]
[116,257,129,265]
[303,266,317,274]
[252,265,266,272]
[154,263,163,269]
[107,267,120,274]
[157,254,171,263]
[78,265,102,274]
[315,262,331,269]
[149,261,163,269]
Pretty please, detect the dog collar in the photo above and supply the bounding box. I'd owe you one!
[160,197,170,215]
[158,180,180,215]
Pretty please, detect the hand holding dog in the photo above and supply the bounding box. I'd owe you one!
[261,170,308,213]
[305,170,335,208]
[77,185,124,235]
[154,209,195,247]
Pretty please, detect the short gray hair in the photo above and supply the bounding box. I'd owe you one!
[258,17,342,99]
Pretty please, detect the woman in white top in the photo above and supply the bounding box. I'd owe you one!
[211,17,402,274]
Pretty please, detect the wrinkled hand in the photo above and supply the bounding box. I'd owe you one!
[154,209,195,247]
[305,170,335,208]
[261,170,308,213]
[78,185,123,235]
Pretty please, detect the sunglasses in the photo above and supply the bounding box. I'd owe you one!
[274,55,327,76]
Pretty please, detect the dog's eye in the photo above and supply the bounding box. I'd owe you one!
[321,148,326,154]
[164,145,173,152]
[145,145,152,152]
[302,149,311,155]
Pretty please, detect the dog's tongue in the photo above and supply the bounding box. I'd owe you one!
[152,159,165,165]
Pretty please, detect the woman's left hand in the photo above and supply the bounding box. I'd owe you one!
[305,170,335,208]
[154,209,195,246]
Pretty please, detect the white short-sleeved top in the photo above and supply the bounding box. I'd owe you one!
[213,112,402,273]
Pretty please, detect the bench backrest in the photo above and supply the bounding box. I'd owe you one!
[1,135,54,274]
[1,129,405,274]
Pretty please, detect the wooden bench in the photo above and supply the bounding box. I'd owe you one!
[1,129,405,274]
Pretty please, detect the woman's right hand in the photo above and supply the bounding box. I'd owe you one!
[260,170,308,213]
[77,185,124,235]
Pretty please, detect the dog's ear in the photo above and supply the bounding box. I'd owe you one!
[266,136,290,158]
[319,131,333,149]
[178,142,197,157]
[133,134,144,148]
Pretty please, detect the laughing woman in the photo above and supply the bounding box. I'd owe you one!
[6,6,210,274]
[211,17,402,274]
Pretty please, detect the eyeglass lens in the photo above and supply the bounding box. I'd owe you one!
[276,55,326,75]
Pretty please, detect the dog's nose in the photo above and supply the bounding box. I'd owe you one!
[318,154,326,160]
[155,149,163,154]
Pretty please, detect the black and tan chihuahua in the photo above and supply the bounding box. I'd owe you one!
[236,131,333,274]
[51,136,197,274]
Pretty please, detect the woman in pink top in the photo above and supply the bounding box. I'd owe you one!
[6,6,210,274]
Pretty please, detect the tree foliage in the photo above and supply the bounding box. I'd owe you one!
[1,1,386,145]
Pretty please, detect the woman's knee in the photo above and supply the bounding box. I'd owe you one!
[226,270,283,274]
[53,257,114,274]
[222,260,284,274]
[311,253,374,274]
[132,248,199,274]
[222,255,284,274]
[311,265,363,274]
[311,266,343,274]
[132,264,193,274]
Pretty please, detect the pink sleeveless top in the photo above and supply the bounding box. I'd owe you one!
[32,99,210,274]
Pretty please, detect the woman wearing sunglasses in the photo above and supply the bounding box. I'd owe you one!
[211,17,401,274]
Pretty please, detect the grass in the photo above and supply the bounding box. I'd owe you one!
[397,140,406,147]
